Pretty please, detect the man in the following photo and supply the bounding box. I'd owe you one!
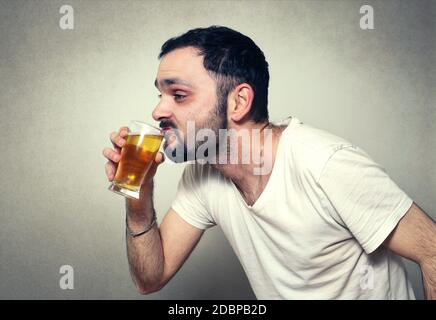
[103,26,436,299]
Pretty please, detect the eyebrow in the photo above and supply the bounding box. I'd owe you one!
[154,78,193,89]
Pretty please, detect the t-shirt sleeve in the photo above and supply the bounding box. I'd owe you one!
[318,145,413,254]
[171,164,216,230]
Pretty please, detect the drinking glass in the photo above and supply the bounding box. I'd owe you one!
[109,121,163,199]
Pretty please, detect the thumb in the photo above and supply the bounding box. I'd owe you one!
[141,151,165,185]
[154,151,165,165]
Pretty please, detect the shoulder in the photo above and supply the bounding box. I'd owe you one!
[280,117,357,180]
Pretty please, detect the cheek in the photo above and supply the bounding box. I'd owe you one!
[196,93,218,116]
[177,92,217,126]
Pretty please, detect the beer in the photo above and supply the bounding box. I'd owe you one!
[108,121,163,199]
[113,134,163,192]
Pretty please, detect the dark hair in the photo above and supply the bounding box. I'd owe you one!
[158,26,269,123]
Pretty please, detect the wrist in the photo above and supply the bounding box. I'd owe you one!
[125,181,154,215]
[126,209,157,237]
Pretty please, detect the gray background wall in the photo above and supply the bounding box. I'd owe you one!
[0,0,434,299]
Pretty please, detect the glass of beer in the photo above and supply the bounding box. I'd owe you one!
[109,121,163,199]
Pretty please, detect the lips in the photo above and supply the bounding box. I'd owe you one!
[161,127,172,134]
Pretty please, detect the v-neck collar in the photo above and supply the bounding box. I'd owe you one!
[229,117,293,211]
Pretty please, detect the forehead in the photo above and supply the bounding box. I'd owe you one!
[156,47,214,88]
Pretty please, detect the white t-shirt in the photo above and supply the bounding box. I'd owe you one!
[171,116,415,300]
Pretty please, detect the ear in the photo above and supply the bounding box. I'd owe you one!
[228,83,254,123]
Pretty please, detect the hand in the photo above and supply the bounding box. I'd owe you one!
[102,126,165,185]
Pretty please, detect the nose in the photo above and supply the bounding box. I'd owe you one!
[152,100,173,122]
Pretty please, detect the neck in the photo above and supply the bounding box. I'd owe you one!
[212,121,283,205]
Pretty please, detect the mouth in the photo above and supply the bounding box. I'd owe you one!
[161,127,172,135]
[161,127,177,145]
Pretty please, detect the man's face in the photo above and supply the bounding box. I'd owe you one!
[152,46,226,161]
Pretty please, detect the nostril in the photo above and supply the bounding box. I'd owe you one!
[152,105,165,121]
[152,106,172,122]
[151,109,161,122]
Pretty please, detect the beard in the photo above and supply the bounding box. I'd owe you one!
[160,99,227,163]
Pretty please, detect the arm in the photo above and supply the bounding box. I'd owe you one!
[126,184,204,294]
[383,202,436,300]
[104,127,204,295]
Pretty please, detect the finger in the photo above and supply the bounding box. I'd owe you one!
[117,127,130,149]
[147,152,164,174]
[110,132,120,150]
[110,131,125,149]
[102,148,121,163]
[105,162,116,181]
[154,151,165,165]
[119,126,130,138]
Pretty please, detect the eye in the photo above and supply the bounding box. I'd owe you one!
[173,93,186,102]
[157,94,162,98]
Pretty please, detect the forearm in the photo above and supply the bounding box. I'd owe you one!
[416,212,436,300]
[383,203,436,300]
[421,257,436,300]
[125,182,164,294]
